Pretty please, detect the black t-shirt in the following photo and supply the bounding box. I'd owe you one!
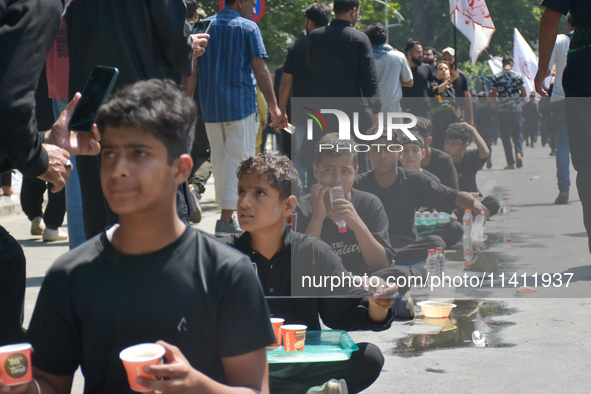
[474,104,498,142]
[294,189,395,275]
[455,149,487,194]
[283,35,314,98]
[452,69,470,98]
[423,148,459,190]
[27,225,275,394]
[227,229,402,331]
[401,64,434,113]
[354,169,458,249]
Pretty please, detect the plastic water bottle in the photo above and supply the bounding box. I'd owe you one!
[438,212,450,224]
[329,186,347,233]
[472,330,486,347]
[502,197,510,222]
[422,211,431,226]
[463,210,473,264]
[432,211,439,224]
[415,211,424,226]
[470,214,486,242]
[435,247,445,275]
[426,249,438,282]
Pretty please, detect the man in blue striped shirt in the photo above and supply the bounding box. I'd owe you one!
[197,0,282,236]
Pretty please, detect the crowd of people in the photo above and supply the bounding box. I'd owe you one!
[1,0,590,393]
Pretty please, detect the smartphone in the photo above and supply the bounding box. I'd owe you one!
[68,66,119,133]
[192,20,212,35]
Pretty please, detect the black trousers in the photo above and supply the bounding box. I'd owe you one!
[418,221,464,249]
[269,342,384,394]
[0,226,26,346]
[498,111,524,166]
[563,74,591,252]
[391,235,447,265]
[20,175,66,229]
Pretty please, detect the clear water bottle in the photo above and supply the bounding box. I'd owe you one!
[415,211,424,226]
[438,212,450,224]
[502,197,510,222]
[432,211,439,224]
[463,210,473,264]
[470,214,486,242]
[426,249,438,282]
[435,246,445,275]
[422,211,431,226]
[329,186,347,233]
[472,330,486,347]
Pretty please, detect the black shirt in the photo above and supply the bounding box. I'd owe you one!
[65,0,194,98]
[401,64,434,113]
[452,69,470,99]
[308,19,381,113]
[295,189,395,275]
[455,150,487,194]
[354,169,458,248]
[474,104,499,142]
[227,229,399,331]
[0,0,63,177]
[423,148,459,190]
[283,35,314,98]
[27,225,275,394]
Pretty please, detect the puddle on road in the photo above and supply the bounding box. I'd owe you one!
[389,300,516,358]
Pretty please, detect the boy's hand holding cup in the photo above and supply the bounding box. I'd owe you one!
[119,343,165,392]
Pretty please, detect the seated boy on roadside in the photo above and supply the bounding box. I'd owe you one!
[11,80,275,394]
[413,117,459,190]
[354,126,487,266]
[294,133,395,276]
[444,122,500,217]
[226,154,412,394]
[398,132,464,248]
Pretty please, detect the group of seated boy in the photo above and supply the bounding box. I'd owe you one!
[1,80,500,394]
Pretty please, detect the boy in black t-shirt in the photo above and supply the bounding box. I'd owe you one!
[11,80,275,394]
[295,133,395,276]
[354,126,487,266]
[444,122,500,217]
[227,154,411,394]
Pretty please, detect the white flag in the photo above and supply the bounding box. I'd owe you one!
[450,0,496,64]
[488,56,503,76]
[513,28,538,95]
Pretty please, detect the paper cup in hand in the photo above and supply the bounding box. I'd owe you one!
[281,325,307,352]
[119,343,165,392]
[269,318,285,348]
[0,343,32,386]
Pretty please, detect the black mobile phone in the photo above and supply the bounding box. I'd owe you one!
[192,20,211,35]
[68,66,119,133]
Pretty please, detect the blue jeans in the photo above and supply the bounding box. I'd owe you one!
[498,111,523,166]
[53,99,86,249]
[555,130,570,192]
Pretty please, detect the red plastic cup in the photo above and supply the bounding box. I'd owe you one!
[0,343,32,386]
[281,324,307,352]
[119,343,165,392]
[269,318,285,348]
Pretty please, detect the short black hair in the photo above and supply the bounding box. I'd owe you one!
[186,0,198,17]
[367,124,404,145]
[502,55,514,67]
[409,117,432,139]
[334,0,359,15]
[225,0,238,6]
[305,3,331,27]
[314,133,359,168]
[401,131,424,148]
[365,23,387,46]
[423,46,437,56]
[435,60,451,72]
[405,40,421,54]
[96,79,196,164]
[237,154,302,201]
[445,123,473,145]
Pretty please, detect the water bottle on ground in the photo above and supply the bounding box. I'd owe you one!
[502,197,510,222]
[432,211,439,225]
[422,211,431,226]
[472,330,486,347]
[471,214,486,242]
[329,186,347,233]
[426,249,438,283]
[463,210,473,264]
[415,211,424,226]
[435,247,445,275]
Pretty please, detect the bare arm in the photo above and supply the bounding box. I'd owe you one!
[0,368,74,394]
[466,122,490,159]
[251,58,281,128]
[519,86,527,98]
[401,79,413,88]
[182,59,199,97]
[535,8,562,96]
[490,88,498,109]
[455,191,488,218]
[278,72,293,115]
[464,90,474,124]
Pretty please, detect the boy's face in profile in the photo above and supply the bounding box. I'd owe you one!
[367,137,400,174]
[444,138,467,163]
[399,143,424,170]
[100,126,183,216]
[313,154,358,196]
[237,172,291,233]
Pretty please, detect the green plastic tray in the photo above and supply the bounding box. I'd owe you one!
[267,330,359,364]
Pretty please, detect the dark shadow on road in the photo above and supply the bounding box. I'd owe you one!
[26,277,44,287]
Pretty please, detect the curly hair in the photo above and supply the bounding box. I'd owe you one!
[236,155,302,201]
